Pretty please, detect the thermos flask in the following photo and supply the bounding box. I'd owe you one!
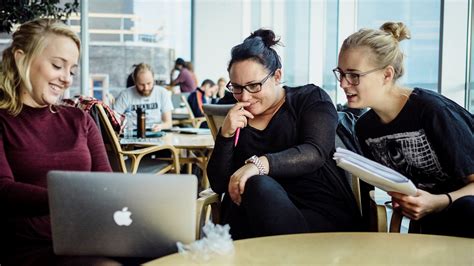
[136,107,146,138]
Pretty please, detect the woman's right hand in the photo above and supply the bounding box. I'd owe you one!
[220,102,254,138]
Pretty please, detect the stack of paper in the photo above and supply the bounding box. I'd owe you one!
[168,127,211,135]
[333,147,417,196]
[120,137,164,145]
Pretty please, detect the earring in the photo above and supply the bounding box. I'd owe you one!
[49,105,58,113]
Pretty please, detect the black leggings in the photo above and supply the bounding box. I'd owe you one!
[418,195,474,238]
[223,175,344,240]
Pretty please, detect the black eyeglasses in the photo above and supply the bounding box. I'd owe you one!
[226,71,274,94]
[332,67,385,86]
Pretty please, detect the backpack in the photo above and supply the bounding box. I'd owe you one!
[336,111,363,154]
[62,96,124,134]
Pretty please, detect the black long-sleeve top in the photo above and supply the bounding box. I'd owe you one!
[207,84,360,221]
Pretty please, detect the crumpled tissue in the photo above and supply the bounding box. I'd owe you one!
[176,221,234,261]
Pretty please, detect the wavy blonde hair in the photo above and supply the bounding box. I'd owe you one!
[341,22,411,82]
[0,18,81,116]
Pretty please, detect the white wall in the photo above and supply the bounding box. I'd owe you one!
[194,0,246,85]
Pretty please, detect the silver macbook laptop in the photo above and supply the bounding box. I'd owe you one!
[47,171,197,258]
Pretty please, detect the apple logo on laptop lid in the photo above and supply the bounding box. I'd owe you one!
[113,207,133,226]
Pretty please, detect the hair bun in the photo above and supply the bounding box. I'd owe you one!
[248,28,280,47]
[380,22,411,41]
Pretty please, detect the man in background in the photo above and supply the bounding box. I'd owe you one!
[114,63,173,132]
[187,79,219,119]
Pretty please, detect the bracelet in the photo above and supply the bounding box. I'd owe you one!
[245,155,268,175]
[445,193,452,208]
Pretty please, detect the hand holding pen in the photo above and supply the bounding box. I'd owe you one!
[221,102,254,146]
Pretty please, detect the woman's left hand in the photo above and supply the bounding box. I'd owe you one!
[388,189,449,220]
[228,163,260,206]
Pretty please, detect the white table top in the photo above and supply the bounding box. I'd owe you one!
[145,232,474,265]
[121,132,214,149]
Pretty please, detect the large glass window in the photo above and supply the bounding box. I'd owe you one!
[469,1,474,112]
[321,1,340,102]
[357,0,441,91]
[2,0,472,110]
[284,0,310,87]
[68,0,191,102]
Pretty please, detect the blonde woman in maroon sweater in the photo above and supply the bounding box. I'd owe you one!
[0,19,130,265]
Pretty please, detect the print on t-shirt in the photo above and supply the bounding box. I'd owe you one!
[130,103,159,111]
[365,129,449,191]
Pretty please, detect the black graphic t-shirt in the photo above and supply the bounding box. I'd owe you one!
[356,88,474,193]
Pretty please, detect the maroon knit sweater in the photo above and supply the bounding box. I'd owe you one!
[0,105,111,247]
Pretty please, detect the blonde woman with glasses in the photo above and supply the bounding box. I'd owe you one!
[335,22,474,237]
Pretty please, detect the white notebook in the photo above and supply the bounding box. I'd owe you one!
[333,148,417,196]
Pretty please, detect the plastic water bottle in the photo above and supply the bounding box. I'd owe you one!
[124,111,134,139]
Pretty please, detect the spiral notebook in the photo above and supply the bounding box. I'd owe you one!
[333,148,417,196]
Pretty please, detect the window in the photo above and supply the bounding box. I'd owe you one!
[284,0,310,86]
[321,1,340,102]
[468,2,474,112]
[69,0,191,99]
[357,0,441,91]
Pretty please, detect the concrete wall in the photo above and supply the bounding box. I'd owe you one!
[85,44,173,97]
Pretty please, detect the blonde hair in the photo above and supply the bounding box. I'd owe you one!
[0,18,81,116]
[132,63,154,83]
[341,22,411,82]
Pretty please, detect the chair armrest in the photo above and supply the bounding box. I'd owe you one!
[120,144,180,174]
[196,188,221,239]
[120,144,176,156]
[369,190,388,232]
[193,117,207,128]
[369,190,405,232]
[389,209,404,232]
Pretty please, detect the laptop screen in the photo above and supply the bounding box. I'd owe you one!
[47,171,197,258]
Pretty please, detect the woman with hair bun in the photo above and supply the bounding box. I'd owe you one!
[335,22,474,237]
[207,29,362,239]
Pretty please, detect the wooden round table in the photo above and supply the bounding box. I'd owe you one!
[145,232,474,265]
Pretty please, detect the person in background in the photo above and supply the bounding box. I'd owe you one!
[169,63,180,90]
[216,77,238,105]
[126,71,134,88]
[184,61,199,89]
[114,63,173,132]
[207,29,362,240]
[187,79,218,127]
[125,63,139,89]
[216,77,227,99]
[336,21,474,237]
[169,58,196,93]
[0,18,124,265]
